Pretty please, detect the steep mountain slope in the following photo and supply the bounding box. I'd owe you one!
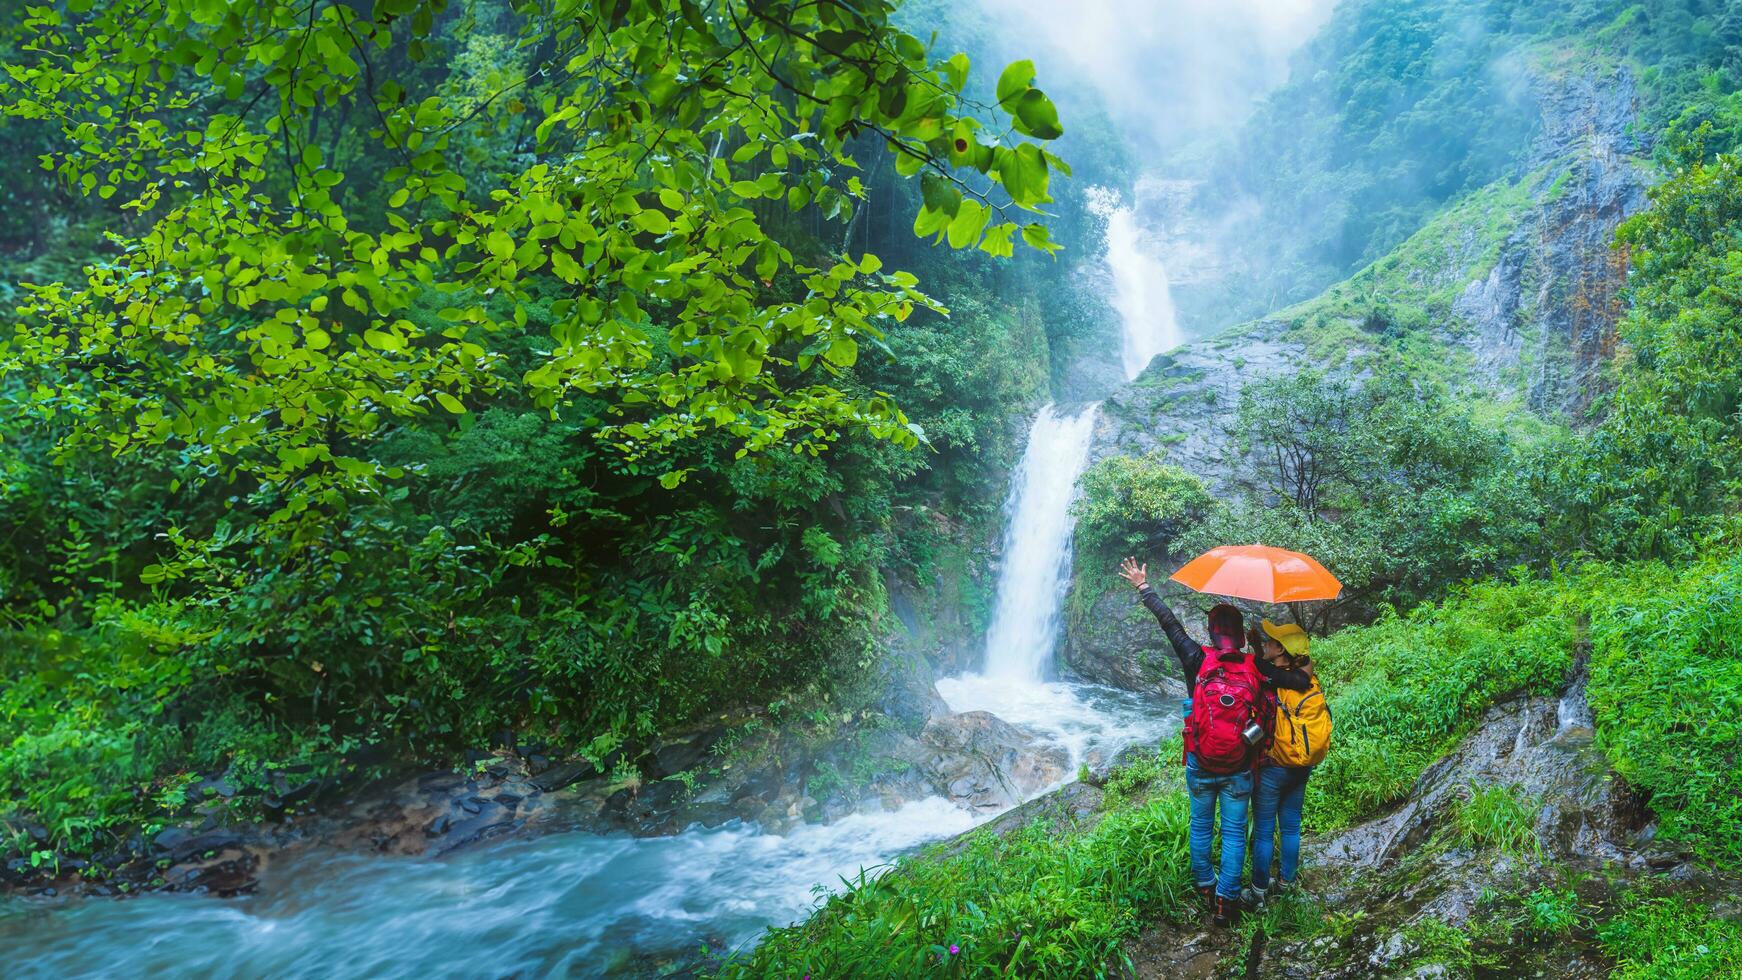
[1064,54,1650,686]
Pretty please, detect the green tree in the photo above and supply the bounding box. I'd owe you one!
[1,0,1070,541]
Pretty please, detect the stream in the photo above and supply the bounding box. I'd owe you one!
[2,191,1187,979]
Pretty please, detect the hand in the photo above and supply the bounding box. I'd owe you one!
[1118,556,1148,590]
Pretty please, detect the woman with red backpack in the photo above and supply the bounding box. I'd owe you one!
[1118,557,1314,927]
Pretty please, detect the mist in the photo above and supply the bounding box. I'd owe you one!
[978,0,1334,158]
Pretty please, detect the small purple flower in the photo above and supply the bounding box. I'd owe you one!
[948,944,959,955]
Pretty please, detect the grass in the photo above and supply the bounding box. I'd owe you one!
[1598,892,1742,979]
[1522,885,1588,937]
[1302,569,1580,829]
[1450,783,1543,860]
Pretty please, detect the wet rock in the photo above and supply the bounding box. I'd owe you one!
[161,840,261,897]
[913,711,1070,813]
[430,803,517,854]
[417,771,467,794]
[189,775,238,800]
[885,560,991,683]
[650,733,717,779]
[1368,932,1410,970]
[528,760,595,793]
[153,828,244,863]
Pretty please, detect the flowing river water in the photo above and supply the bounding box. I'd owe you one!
[2,192,1187,979]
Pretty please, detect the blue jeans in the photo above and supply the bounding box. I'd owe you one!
[1185,757,1252,899]
[1251,764,1311,889]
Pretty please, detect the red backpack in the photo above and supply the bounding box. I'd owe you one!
[1184,646,1265,775]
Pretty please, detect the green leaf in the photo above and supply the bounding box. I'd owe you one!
[979,222,1016,258]
[825,337,858,367]
[550,250,583,283]
[996,59,1035,104]
[1022,222,1062,255]
[1012,88,1064,140]
[435,391,466,413]
[632,209,671,235]
[941,52,969,91]
[995,144,1049,204]
[919,172,960,216]
[913,205,950,240]
[364,328,404,351]
[486,230,514,260]
[946,199,989,249]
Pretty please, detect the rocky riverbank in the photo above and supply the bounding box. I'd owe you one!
[0,678,1096,902]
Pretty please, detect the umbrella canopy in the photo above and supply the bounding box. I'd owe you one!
[1168,545,1342,603]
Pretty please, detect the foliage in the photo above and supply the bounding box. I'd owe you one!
[1584,550,1742,865]
[1187,369,1547,629]
[1598,892,1742,980]
[1522,885,1588,937]
[1191,0,1742,329]
[1542,137,1742,558]
[2,0,1070,507]
[714,792,1193,978]
[732,549,1741,976]
[0,0,1088,858]
[1302,569,1578,828]
[1071,453,1218,569]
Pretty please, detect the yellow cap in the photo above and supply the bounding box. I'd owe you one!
[1261,619,1310,657]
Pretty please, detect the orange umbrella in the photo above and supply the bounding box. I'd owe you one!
[1168,545,1342,603]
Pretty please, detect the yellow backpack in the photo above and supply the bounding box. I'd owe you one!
[1271,676,1332,767]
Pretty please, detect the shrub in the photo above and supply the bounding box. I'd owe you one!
[1584,552,1742,865]
[1071,453,1220,567]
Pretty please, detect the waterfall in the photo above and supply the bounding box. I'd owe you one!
[1092,186,1183,382]
[980,402,1102,681]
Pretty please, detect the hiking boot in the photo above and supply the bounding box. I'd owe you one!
[1196,884,1215,911]
[1212,894,1239,928]
[1240,884,1267,910]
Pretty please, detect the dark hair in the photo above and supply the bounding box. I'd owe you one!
[1207,603,1244,648]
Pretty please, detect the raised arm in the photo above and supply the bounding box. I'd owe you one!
[1255,657,1312,691]
[1119,557,1202,681]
